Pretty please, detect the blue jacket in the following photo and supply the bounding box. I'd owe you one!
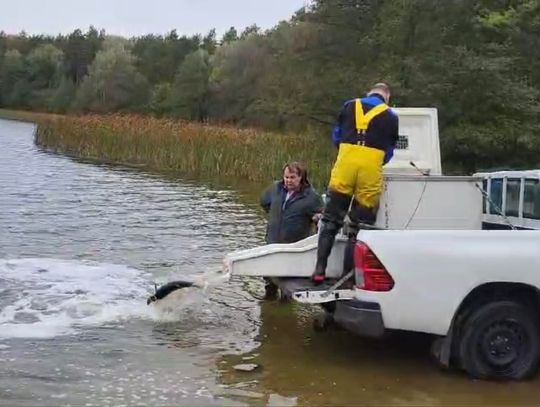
[332,94,399,164]
[260,181,323,244]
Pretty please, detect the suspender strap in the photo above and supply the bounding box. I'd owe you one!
[355,99,389,133]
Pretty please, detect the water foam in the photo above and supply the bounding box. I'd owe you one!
[146,269,231,322]
[0,258,160,339]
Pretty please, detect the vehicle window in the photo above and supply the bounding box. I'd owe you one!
[523,179,540,220]
[489,178,503,214]
[482,179,488,214]
[505,178,521,217]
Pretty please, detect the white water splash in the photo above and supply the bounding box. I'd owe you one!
[148,269,231,321]
[0,258,162,339]
[0,258,233,340]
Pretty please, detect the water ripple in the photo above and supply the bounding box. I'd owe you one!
[0,118,266,406]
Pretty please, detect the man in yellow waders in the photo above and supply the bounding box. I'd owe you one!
[312,83,399,284]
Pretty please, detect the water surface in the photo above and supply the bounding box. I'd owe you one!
[1,118,537,406]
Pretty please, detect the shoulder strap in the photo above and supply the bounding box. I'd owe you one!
[355,99,389,133]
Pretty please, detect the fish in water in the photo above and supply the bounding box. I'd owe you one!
[147,280,197,305]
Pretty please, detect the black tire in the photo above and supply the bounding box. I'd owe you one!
[458,300,540,381]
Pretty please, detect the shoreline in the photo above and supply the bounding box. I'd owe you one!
[0,110,329,206]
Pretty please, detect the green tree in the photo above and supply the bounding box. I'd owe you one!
[74,43,150,112]
[221,27,238,44]
[23,43,65,109]
[48,76,76,113]
[202,29,218,54]
[0,31,6,64]
[9,79,32,109]
[240,24,261,39]
[148,82,173,116]
[168,49,211,121]
[209,34,272,125]
[26,44,64,89]
[132,31,200,85]
[63,27,104,84]
[0,49,26,107]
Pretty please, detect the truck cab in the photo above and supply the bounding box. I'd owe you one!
[475,169,540,230]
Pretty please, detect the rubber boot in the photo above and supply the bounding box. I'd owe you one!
[312,190,350,285]
[312,263,326,285]
[312,227,337,285]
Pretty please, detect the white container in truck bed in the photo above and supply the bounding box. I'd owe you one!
[379,174,482,230]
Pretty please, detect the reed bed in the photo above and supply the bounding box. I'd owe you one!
[0,110,334,191]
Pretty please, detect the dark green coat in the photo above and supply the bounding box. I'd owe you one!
[260,181,323,244]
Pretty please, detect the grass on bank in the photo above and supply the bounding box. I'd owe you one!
[0,110,334,193]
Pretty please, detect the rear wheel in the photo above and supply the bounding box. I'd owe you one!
[458,300,540,380]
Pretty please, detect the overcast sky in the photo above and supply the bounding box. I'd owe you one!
[1,0,309,37]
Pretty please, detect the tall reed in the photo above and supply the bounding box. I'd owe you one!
[0,110,334,192]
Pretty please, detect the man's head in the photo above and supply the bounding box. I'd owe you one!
[283,161,309,192]
[368,82,391,104]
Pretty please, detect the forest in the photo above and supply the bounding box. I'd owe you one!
[1,0,540,173]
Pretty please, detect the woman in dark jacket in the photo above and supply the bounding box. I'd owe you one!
[260,161,323,298]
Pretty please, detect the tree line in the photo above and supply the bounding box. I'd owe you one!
[1,0,540,173]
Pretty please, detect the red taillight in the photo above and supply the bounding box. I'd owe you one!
[354,242,394,291]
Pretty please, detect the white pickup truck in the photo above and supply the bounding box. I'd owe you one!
[224,108,540,381]
[335,229,540,381]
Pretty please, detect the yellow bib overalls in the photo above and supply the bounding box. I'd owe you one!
[328,99,389,209]
[313,99,391,283]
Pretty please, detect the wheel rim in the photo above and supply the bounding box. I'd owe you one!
[479,320,528,369]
